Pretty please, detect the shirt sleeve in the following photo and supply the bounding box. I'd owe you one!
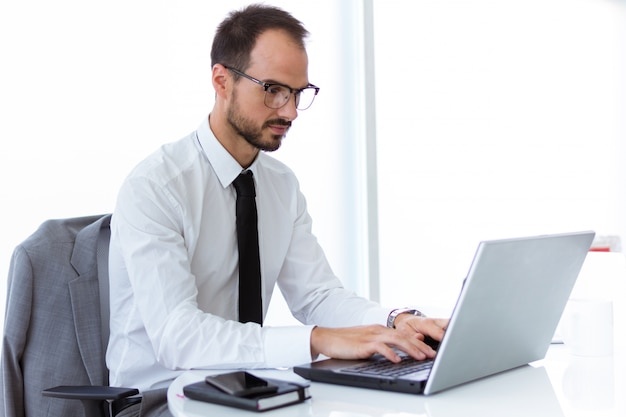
[273,184,392,329]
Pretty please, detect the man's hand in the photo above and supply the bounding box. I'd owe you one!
[393,314,448,343]
[310,317,448,364]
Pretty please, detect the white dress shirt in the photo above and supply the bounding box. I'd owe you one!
[107,118,390,390]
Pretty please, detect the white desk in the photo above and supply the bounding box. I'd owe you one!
[167,345,625,417]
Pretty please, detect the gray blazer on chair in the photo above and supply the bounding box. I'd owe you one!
[1,214,112,417]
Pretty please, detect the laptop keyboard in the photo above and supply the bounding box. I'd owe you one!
[341,356,434,378]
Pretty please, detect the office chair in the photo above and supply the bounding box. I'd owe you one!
[0,214,139,417]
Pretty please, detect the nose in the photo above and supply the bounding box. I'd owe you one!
[276,95,298,121]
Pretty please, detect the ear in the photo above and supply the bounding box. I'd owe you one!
[212,64,230,99]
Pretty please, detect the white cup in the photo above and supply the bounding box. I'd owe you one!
[562,298,614,357]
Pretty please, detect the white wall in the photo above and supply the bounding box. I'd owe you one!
[0,0,368,335]
[373,0,626,315]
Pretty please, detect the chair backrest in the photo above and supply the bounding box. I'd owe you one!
[1,214,112,417]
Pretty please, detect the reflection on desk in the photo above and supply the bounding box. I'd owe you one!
[167,346,625,417]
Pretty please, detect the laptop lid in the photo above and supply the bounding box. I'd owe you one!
[294,231,594,395]
[424,230,594,394]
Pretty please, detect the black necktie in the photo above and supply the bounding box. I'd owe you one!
[233,171,263,325]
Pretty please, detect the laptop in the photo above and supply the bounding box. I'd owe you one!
[294,231,595,395]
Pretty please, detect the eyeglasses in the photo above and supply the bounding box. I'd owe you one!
[223,65,320,110]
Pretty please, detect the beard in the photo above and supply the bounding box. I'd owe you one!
[226,92,291,152]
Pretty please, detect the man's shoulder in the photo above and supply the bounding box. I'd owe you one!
[257,152,297,178]
[129,134,202,181]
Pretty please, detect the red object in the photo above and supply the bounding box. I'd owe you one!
[589,247,611,252]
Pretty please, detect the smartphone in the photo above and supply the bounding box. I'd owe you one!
[205,371,279,397]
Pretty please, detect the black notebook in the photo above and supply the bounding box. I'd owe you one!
[183,377,311,412]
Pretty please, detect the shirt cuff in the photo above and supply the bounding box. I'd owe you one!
[263,325,316,368]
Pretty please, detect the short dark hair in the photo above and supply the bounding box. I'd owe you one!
[210,4,309,72]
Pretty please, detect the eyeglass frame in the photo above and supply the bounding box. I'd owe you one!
[222,65,320,110]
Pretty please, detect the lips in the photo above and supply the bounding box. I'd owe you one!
[268,124,289,135]
[265,119,291,136]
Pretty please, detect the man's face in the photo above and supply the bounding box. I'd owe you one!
[226,29,310,152]
[226,88,291,152]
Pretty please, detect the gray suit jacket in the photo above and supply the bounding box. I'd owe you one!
[1,214,112,417]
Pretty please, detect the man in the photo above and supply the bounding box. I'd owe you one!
[107,4,447,415]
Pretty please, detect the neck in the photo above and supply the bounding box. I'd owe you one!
[208,112,259,168]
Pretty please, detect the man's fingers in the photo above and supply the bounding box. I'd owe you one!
[310,323,444,363]
[375,343,403,363]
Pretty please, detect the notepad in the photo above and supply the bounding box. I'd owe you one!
[183,376,310,412]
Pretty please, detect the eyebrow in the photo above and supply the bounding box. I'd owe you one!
[263,78,311,92]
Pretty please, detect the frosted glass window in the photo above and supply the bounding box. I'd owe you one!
[372,0,626,315]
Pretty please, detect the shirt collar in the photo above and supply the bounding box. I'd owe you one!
[196,117,259,188]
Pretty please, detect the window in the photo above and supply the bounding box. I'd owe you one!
[372,0,626,315]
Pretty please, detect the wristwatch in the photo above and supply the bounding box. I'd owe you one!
[386,308,425,328]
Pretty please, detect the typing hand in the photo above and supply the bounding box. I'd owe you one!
[393,315,449,350]
[310,324,439,364]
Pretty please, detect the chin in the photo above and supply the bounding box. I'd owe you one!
[260,136,283,152]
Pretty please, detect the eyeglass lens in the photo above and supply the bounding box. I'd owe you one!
[265,85,317,110]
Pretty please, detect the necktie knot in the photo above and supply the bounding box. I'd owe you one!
[233,171,256,198]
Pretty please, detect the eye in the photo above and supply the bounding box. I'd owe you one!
[267,85,289,96]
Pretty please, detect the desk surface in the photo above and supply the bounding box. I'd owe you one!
[167,345,625,417]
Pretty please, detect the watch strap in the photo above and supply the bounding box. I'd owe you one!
[386,308,425,328]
